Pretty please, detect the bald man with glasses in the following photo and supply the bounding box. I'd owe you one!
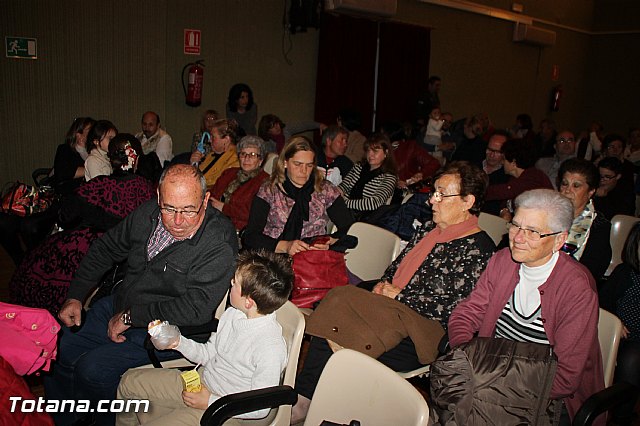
[46,164,238,425]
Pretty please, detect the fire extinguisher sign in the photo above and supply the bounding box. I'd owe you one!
[184,29,201,55]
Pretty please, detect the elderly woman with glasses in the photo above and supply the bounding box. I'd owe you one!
[207,136,270,231]
[449,189,605,426]
[291,161,496,423]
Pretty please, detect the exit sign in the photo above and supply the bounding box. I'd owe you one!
[5,36,37,59]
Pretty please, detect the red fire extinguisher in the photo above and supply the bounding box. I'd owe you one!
[550,85,562,112]
[182,60,204,107]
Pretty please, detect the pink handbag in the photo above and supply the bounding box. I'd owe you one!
[0,302,59,375]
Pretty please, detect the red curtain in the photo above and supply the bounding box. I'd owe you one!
[315,13,431,134]
[314,13,378,132]
[377,21,431,127]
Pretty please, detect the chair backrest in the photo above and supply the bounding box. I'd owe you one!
[478,212,508,246]
[606,214,640,276]
[345,222,401,281]
[598,308,624,387]
[304,349,430,426]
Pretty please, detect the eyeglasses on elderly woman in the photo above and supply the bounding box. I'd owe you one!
[507,221,562,241]
[430,191,461,203]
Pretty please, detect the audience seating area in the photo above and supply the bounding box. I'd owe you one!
[3,101,640,426]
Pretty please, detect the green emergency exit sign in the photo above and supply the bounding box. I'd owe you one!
[5,36,37,59]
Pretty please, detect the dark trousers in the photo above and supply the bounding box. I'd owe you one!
[296,336,423,399]
[44,296,180,426]
[611,339,640,424]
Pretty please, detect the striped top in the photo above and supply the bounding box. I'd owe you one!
[338,162,398,212]
[495,293,549,344]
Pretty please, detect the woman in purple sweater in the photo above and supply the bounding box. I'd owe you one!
[448,189,605,426]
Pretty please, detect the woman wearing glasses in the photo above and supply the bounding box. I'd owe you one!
[593,156,635,220]
[557,158,612,282]
[448,189,604,426]
[207,136,269,231]
[291,161,495,423]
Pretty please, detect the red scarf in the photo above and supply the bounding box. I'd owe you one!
[393,215,479,289]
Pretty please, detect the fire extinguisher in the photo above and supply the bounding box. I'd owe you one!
[550,85,562,112]
[182,60,204,107]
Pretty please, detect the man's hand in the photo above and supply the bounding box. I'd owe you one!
[182,385,212,410]
[59,299,83,327]
[108,311,130,343]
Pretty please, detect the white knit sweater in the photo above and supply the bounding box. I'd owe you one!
[177,307,287,419]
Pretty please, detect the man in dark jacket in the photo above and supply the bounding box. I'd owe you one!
[45,164,238,425]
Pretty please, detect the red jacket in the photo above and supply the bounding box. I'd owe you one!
[485,167,553,203]
[209,168,269,231]
[448,248,605,424]
[392,139,440,182]
[0,356,54,425]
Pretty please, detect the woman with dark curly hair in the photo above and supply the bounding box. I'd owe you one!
[557,158,611,281]
[226,83,257,136]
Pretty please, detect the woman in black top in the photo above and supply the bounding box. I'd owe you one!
[0,117,95,265]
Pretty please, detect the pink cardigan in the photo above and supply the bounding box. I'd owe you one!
[448,248,605,424]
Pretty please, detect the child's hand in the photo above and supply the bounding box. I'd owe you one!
[182,385,211,410]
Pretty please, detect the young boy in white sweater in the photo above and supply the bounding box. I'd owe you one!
[117,250,294,425]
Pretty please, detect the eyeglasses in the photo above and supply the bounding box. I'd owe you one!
[557,138,575,144]
[486,148,502,154]
[507,222,561,241]
[239,152,260,159]
[159,199,204,218]
[600,174,617,181]
[430,191,461,203]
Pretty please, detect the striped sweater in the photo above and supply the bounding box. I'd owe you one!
[338,162,397,212]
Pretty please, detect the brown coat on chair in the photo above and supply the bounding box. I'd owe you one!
[306,285,444,364]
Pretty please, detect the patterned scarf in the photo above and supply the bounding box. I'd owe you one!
[222,167,262,202]
[562,199,596,261]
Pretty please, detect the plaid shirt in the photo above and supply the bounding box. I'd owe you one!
[147,215,178,260]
